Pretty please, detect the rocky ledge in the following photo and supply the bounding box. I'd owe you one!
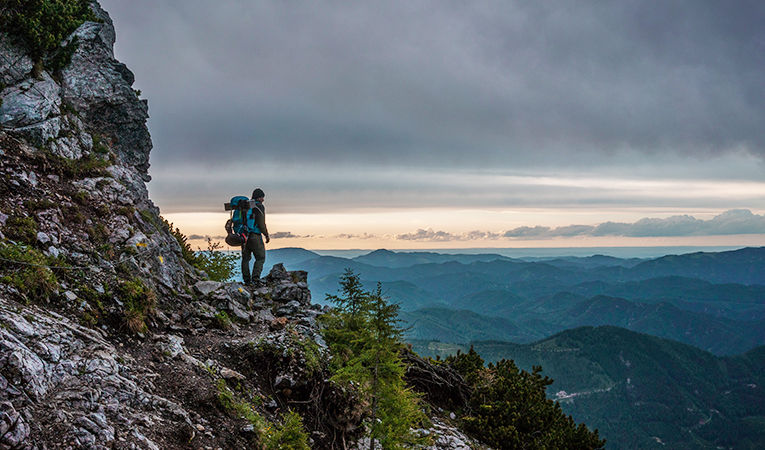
[1,262,483,449]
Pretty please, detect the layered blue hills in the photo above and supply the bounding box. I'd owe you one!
[255,246,765,447]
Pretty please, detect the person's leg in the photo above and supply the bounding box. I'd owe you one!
[252,234,266,280]
[241,240,252,283]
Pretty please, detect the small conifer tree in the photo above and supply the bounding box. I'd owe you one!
[321,272,429,449]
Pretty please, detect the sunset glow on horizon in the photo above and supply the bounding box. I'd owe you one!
[164,208,765,251]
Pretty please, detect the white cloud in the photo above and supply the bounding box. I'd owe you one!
[334,233,378,240]
[271,231,311,239]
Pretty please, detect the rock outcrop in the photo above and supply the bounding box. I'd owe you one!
[0,2,486,449]
[1,1,192,296]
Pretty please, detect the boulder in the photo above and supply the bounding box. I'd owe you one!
[256,309,276,324]
[193,281,223,297]
[269,317,288,330]
[154,335,185,359]
[0,401,30,449]
[0,72,61,128]
[0,33,34,86]
[12,117,62,147]
[220,367,246,381]
[266,264,312,305]
[265,263,291,283]
[275,300,302,317]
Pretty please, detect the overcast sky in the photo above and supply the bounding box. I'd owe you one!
[99,0,765,248]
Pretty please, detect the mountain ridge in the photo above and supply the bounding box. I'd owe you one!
[412,325,765,449]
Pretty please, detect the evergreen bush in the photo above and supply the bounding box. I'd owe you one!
[0,0,97,72]
[262,410,311,450]
[446,347,606,449]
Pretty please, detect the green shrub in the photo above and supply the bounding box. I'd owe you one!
[162,221,237,282]
[263,410,310,450]
[193,238,238,282]
[444,346,484,386]
[161,217,197,262]
[37,150,111,179]
[114,205,135,218]
[140,209,161,231]
[448,351,605,449]
[216,379,267,429]
[215,378,310,448]
[297,336,322,376]
[63,153,111,178]
[91,133,109,154]
[22,198,56,212]
[73,190,89,205]
[213,310,233,330]
[0,241,59,302]
[86,222,109,244]
[116,278,156,333]
[0,0,97,71]
[2,216,37,244]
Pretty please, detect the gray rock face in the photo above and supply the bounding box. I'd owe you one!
[60,4,152,178]
[276,300,302,317]
[0,72,61,128]
[193,281,223,297]
[0,297,194,449]
[353,417,487,450]
[267,264,312,305]
[154,334,186,359]
[0,33,34,86]
[12,117,61,148]
[0,400,30,450]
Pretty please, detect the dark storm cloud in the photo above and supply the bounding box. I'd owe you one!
[102,0,765,171]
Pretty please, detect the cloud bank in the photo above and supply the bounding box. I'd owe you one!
[100,0,765,220]
[104,0,765,170]
[395,210,765,241]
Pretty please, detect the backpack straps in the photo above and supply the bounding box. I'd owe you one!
[239,201,250,233]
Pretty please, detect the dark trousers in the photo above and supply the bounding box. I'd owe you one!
[241,233,266,282]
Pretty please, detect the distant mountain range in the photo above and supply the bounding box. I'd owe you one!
[412,326,765,449]
[262,247,765,447]
[267,246,765,355]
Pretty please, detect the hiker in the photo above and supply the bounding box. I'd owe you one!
[241,188,270,285]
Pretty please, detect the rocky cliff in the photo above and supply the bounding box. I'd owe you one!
[0,2,481,448]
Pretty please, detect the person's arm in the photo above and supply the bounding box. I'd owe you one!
[255,205,269,242]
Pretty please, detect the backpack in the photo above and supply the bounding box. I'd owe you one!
[246,201,264,234]
[224,195,250,246]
